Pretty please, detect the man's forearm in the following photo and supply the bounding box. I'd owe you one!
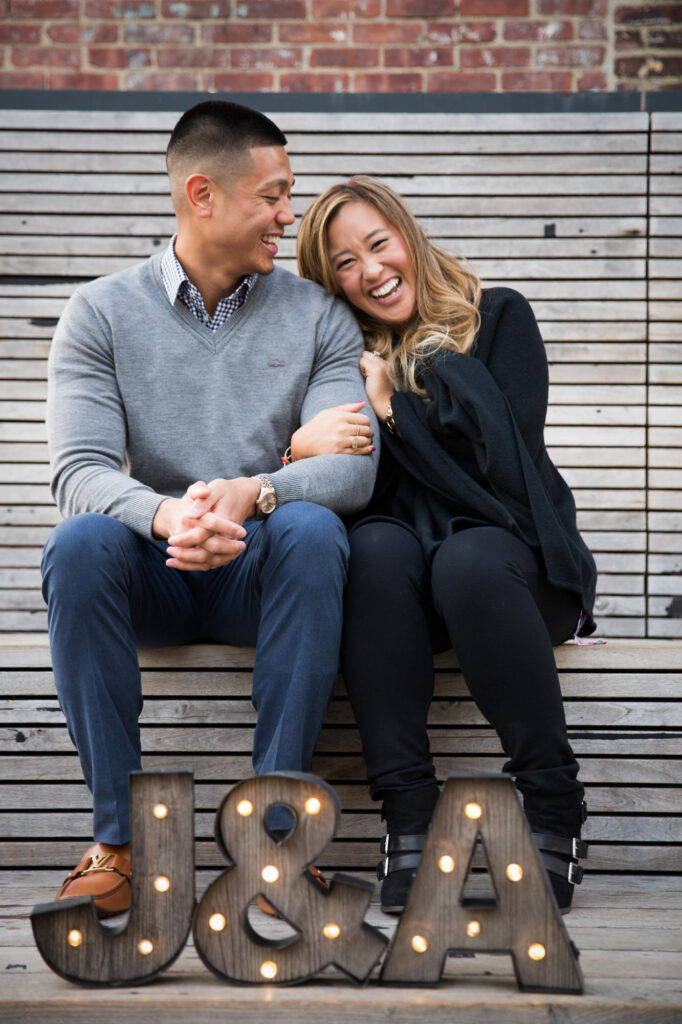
[268,451,377,516]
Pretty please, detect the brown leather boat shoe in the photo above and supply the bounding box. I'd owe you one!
[55,842,132,917]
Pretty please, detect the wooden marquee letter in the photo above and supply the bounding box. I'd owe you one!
[381,773,584,993]
[31,771,195,987]
[193,772,388,984]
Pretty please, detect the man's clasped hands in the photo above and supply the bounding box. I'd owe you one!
[150,396,376,572]
[152,476,257,572]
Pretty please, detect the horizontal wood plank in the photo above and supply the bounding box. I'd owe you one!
[3,697,678,729]
[0,151,650,176]
[1,638,678,670]
[1,810,678,844]
[0,109,651,132]
[0,129,651,155]
[2,752,679,785]
[2,781,679,814]
[3,725,680,756]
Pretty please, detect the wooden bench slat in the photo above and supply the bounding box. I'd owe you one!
[3,697,679,729]
[1,811,678,845]
[0,279,647,302]
[0,612,650,635]
[1,172,650,196]
[0,151,651,176]
[4,668,679,697]
[0,109,651,131]
[3,725,680,756]
[2,781,679,815]
[0,192,650,217]
[2,639,677,670]
[0,253,649,279]
[0,839,678,873]
[0,235,650,261]
[1,213,649,239]
[2,753,679,785]
[650,176,682,196]
[0,129,651,155]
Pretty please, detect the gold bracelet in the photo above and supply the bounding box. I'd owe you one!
[384,403,396,436]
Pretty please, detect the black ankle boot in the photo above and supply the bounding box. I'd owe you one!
[526,799,589,914]
[377,784,439,914]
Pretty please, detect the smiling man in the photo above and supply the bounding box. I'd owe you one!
[41,100,378,915]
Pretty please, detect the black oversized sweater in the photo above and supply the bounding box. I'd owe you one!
[357,286,597,634]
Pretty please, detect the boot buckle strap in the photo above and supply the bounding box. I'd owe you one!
[532,832,588,861]
[568,861,584,885]
[380,833,426,856]
[572,837,588,859]
[538,850,584,886]
[377,851,423,881]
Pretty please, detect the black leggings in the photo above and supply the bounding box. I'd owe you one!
[341,521,584,824]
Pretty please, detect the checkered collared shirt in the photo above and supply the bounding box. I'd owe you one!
[160,236,257,331]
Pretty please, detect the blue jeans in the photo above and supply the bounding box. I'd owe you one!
[41,503,349,844]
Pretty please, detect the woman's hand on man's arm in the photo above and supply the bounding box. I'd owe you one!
[359,350,395,421]
[290,401,375,460]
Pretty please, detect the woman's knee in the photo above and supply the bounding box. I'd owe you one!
[347,521,428,598]
[431,527,531,611]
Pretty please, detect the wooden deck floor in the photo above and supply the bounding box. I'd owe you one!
[1,871,680,1023]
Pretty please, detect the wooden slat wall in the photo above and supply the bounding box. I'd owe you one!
[649,112,682,639]
[0,108,676,640]
[1,640,680,876]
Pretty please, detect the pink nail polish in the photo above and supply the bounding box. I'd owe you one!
[371,446,376,452]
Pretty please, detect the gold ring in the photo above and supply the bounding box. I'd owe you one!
[354,424,360,437]
[351,436,359,450]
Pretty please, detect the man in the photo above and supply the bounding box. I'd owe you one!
[42,100,377,915]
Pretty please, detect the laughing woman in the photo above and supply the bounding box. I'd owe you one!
[295,177,597,915]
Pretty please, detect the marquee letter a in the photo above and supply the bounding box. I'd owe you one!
[380,774,583,993]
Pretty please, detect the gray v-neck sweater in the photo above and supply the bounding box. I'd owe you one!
[47,255,378,538]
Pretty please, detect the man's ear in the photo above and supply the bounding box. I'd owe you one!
[184,173,215,218]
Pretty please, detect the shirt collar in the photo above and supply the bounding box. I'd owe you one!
[160,235,258,310]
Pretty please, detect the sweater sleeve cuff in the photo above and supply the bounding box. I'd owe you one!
[117,490,174,540]
[265,466,308,507]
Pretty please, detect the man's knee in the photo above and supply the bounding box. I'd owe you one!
[41,513,137,599]
[265,501,349,566]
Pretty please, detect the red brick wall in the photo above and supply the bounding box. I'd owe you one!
[1,0,680,92]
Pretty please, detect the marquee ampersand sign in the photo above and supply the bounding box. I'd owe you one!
[193,772,388,984]
[381,773,584,993]
[31,771,195,987]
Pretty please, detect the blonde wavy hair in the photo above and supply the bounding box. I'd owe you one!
[297,176,481,397]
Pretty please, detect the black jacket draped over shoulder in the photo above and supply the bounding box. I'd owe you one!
[353,286,597,634]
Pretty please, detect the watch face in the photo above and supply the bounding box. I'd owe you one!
[260,491,276,514]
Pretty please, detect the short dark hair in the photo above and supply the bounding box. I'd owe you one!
[166,100,287,171]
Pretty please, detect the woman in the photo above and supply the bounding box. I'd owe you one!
[294,177,597,915]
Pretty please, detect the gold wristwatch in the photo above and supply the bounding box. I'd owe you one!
[255,474,277,516]
[384,402,397,436]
